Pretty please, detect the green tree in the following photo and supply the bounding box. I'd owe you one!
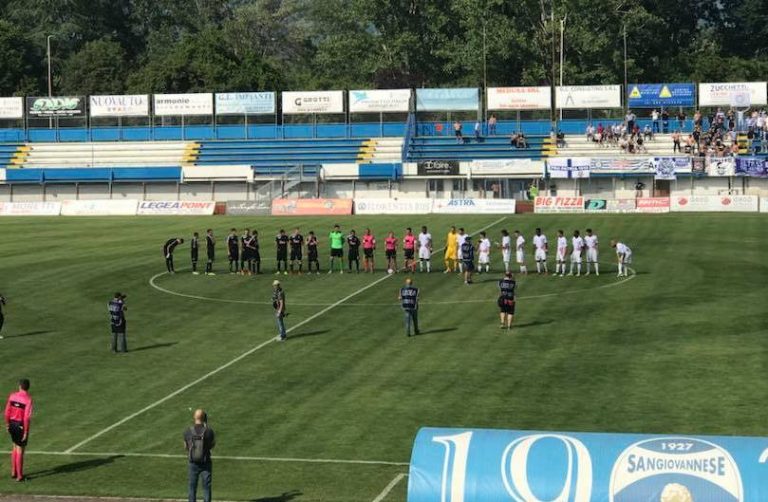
[59,39,129,95]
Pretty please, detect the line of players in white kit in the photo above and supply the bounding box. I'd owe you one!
[461,228,633,278]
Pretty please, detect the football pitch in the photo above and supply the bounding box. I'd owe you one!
[0,213,766,501]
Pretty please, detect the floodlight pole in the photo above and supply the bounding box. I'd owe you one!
[623,24,628,114]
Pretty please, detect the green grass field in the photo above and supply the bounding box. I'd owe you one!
[0,213,766,501]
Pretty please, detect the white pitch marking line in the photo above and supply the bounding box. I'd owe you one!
[372,473,408,502]
[70,217,508,453]
[28,450,408,467]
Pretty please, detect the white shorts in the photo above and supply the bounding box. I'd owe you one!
[535,249,547,261]
[621,252,632,264]
[571,251,582,263]
[557,249,567,262]
[478,252,490,264]
[516,250,525,264]
[502,250,511,263]
[419,247,431,260]
[586,248,598,263]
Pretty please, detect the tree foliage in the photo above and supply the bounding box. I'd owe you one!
[0,0,766,96]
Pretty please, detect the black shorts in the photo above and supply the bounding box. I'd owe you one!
[8,421,27,447]
[277,250,287,261]
[228,249,239,260]
[348,250,359,260]
[253,251,261,262]
[364,248,374,258]
[331,248,343,258]
[404,249,415,260]
[463,260,475,272]
[308,250,318,262]
[386,249,396,259]
[498,297,516,315]
[207,251,215,261]
[241,251,251,261]
[111,321,126,334]
[290,248,302,261]
[191,252,198,261]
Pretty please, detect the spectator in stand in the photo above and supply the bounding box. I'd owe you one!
[651,109,660,133]
[715,108,725,131]
[727,109,735,132]
[730,141,740,156]
[685,134,695,154]
[625,110,636,133]
[643,124,653,141]
[586,124,595,142]
[474,120,481,141]
[556,130,566,148]
[672,130,682,153]
[693,110,702,129]
[677,110,686,131]
[661,109,670,133]
[488,114,497,135]
[453,120,463,144]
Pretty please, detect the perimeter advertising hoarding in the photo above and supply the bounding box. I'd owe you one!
[417,160,460,176]
[627,83,695,108]
[0,97,24,119]
[89,95,150,117]
[271,198,353,216]
[486,87,551,110]
[354,198,433,215]
[215,92,276,115]
[137,200,216,215]
[27,96,85,117]
[153,93,214,116]
[415,88,479,111]
[432,199,516,214]
[534,196,585,213]
[348,89,410,113]
[282,91,344,114]
[60,199,139,216]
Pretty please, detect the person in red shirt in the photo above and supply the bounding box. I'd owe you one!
[362,228,376,273]
[5,378,33,481]
[384,231,398,273]
[403,228,417,273]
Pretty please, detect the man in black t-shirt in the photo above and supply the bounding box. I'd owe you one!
[226,228,239,274]
[289,228,304,274]
[347,230,361,273]
[163,238,184,274]
[275,229,289,275]
[306,231,320,274]
[184,409,215,502]
[0,294,5,339]
[108,292,128,352]
[205,229,216,275]
[190,233,200,275]
[239,229,251,275]
[250,230,262,274]
[497,272,516,330]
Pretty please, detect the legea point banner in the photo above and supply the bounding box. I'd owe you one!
[556,85,622,109]
[153,93,214,116]
[215,92,276,115]
[0,97,23,119]
[90,95,149,117]
[349,89,410,113]
[416,88,479,111]
[699,82,767,107]
[282,91,344,114]
[487,87,551,110]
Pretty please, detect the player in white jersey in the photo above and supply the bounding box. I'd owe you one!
[584,228,599,276]
[532,227,548,274]
[513,230,527,275]
[477,231,492,273]
[500,229,512,273]
[418,226,432,272]
[555,230,567,277]
[569,230,584,276]
[611,240,632,277]
[456,228,467,273]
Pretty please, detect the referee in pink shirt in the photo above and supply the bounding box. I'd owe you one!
[5,378,33,481]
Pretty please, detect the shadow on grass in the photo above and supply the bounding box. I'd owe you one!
[5,330,54,338]
[28,455,124,479]
[288,330,329,340]
[250,490,303,502]
[415,327,457,336]
[131,342,179,352]
[514,319,555,329]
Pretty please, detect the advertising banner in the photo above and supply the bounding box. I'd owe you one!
[348,89,410,113]
[547,158,590,178]
[225,200,271,216]
[627,83,695,108]
[469,159,539,175]
[417,160,460,176]
[534,196,585,213]
[589,157,654,173]
[153,93,213,116]
[27,96,85,117]
[699,82,767,107]
[0,201,61,216]
[215,92,275,115]
[137,200,215,215]
[415,88,479,111]
[486,86,551,110]
[61,199,139,216]
[408,427,768,502]
[636,197,671,213]
[432,199,516,214]
[556,85,622,109]
[692,157,706,174]
[607,199,637,213]
[89,95,149,117]
[0,97,24,119]
[653,157,691,180]
[761,197,768,213]
[271,198,352,216]
[735,157,768,178]
[354,198,433,215]
[671,195,758,212]
[584,199,608,212]
[282,91,344,114]
[707,157,736,177]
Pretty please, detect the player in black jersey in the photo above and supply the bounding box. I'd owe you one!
[275,229,289,275]
[497,271,516,330]
[347,230,361,273]
[306,231,320,274]
[251,230,261,274]
[239,229,251,275]
[289,228,304,274]
[190,233,200,274]
[226,228,239,274]
[163,237,184,274]
[205,229,216,275]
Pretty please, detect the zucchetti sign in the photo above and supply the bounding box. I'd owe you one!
[27,96,85,117]
[409,427,768,502]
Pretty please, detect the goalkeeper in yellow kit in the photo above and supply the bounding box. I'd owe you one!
[444,226,458,273]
